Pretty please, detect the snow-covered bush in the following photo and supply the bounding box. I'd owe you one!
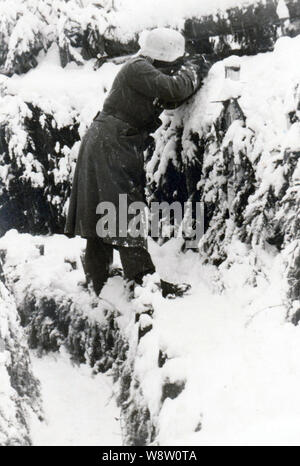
[0,276,41,445]
[147,36,300,318]
[0,43,118,235]
[0,0,135,75]
[1,0,300,76]
[0,95,79,234]
[0,232,127,371]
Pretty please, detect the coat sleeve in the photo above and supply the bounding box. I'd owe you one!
[157,56,213,110]
[127,58,200,103]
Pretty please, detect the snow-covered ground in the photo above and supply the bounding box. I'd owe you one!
[29,349,121,446]
[126,238,300,446]
[148,240,300,446]
[1,230,300,446]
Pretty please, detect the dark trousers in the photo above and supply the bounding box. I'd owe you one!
[84,237,156,296]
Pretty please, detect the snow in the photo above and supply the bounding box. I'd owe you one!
[110,236,300,447]
[0,284,23,445]
[181,35,300,138]
[0,0,268,73]
[0,280,40,446]
[1,14,300,446]
[1,230,300,446]
[2,15,300,199]
[148,35,300,229]
[149,241,294,446]
[2,43,120,137]
[113,239,300,446]
[276,0,290,19]
[29,349,121,446]
[103,0,261,40]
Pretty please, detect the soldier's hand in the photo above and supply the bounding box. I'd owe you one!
[185,54,212,81]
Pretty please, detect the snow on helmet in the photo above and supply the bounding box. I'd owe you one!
[139,27,185,63]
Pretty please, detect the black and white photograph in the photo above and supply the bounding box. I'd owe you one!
[0,0,300,449]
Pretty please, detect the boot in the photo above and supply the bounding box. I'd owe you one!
[124,279,136,301]
[159,279,191,299]
[108,265,123,278]
[129,273,191,300]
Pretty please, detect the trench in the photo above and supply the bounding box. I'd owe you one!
[29,350,122,446]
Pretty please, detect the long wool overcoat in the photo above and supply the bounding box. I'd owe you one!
[64,55,199,246]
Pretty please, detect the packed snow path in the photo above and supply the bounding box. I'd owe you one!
[29,351,122,446]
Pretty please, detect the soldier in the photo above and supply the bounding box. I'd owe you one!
[65,27,210,298]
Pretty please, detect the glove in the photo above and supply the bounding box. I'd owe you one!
[184,54,212,84]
